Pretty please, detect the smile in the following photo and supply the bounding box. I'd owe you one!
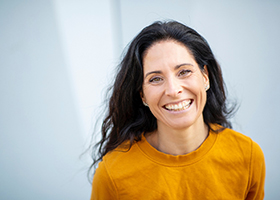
[164,100,192,111]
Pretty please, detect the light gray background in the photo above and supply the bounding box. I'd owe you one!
[0,0,279,199]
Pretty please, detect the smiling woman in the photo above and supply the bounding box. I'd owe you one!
[90,21,265,200]
[141,40,209,155]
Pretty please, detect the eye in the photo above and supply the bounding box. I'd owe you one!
[149,77,163,83]
[179,69,191,76]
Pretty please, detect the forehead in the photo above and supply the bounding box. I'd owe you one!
[143,40,196,68]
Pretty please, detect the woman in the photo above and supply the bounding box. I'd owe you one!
[90,21,265,199]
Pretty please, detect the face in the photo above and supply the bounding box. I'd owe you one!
[141,40,209,130]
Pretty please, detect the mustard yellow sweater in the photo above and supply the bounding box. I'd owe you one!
[91,126,265,199]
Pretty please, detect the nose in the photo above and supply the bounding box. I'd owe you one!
[165,78,183,97]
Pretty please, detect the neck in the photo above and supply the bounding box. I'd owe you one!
[146,116,209,155]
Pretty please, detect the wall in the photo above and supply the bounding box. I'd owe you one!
[0,0,115,199]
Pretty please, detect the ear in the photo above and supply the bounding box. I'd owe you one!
[140,91,146,104]
[202,65,210,86]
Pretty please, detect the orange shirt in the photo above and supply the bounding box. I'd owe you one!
[91,126,265,199]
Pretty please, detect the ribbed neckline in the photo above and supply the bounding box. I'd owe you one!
[136,126,218,167]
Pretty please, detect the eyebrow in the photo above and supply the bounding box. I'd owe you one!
[144,63,194,78]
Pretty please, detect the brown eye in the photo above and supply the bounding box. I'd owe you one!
[149,77,162,83]
[179,70,191,76]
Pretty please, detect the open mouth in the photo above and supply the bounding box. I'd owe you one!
[164,100,192,111]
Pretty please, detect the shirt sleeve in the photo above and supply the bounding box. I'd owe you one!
[90,160,118,200]
[245,141,266,200]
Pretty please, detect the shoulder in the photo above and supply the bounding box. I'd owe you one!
[103,140,142,167]
[211,126,265,198]
[91,160,118,199]
[216,127,253,151]
[215,126,265,164]
[249,139,265,173]
[91,141,142,199]
[212,126,265,161]
[217,126,252,143]
[100,139,148,178]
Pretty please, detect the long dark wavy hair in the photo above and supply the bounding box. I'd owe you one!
[89,20,235,177]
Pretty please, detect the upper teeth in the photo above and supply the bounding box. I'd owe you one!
[165,100,191,111]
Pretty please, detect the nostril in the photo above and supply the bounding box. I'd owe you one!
[166,88,183,96]
[165,83,183,96]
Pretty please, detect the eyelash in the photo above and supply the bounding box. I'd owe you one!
[179,69,191,76]
[148,69,191,83]
[149,77,162,83]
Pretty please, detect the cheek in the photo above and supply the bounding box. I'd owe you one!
[197,88,207,108]
[142,86,154,102]
[188,80,207,104]
[143,86,163,108]
[146,89,158,100]
[187,79,205,95]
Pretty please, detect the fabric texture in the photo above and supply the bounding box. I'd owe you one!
[91,125,265,200]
